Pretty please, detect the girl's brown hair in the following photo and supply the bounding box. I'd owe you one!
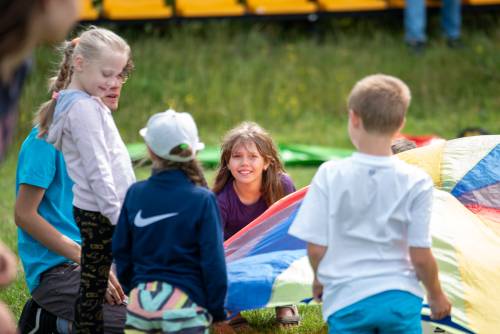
[213,122,286,206]
[35,26,133,136]
[150,145,208,188]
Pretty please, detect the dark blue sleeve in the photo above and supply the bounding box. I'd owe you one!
[216,193,228,235]
[199,193,227,321]
[112,190,133,294]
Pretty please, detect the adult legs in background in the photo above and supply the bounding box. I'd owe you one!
[442,0,461,42]
[404,0,426,44]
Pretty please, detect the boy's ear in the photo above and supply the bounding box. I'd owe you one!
[397,117,407,133]
[349,109,361,128]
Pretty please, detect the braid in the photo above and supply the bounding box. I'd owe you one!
[151,144,207,188]
[152,159,207,188]
[48,42,75,93]
[35,42,75,135]
[180,160,208,188]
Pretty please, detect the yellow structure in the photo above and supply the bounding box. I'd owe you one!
[80,0,500,22]
[176,0,245,17]
[102,0,173,20]
[79,0,99,21]
[246,0,318,15]
[465,0,500,4]
[388,0,444,8]
[318,0,387,12]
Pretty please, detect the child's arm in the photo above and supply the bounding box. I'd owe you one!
[288,165,331,302]
[410,247,451,320]
[407,176,450,319]
[15,184,81,264]
[0,301,16,334]
[15,185,125,304]
[199,194,227,322]
[111,194,133,295]
[69,101,125,224]
[0,242,16,288]
[216,197,228,240]
[307,243,327,302]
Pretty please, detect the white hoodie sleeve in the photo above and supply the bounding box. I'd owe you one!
[68,99,122,224]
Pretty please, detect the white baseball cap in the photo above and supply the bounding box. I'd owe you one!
[139,109,205,162]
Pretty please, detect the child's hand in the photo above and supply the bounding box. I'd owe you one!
[428,292,452,320]
[0,302,17,334]
[105,270,126,305]
[312,277,323,302]
[0,243,17,287]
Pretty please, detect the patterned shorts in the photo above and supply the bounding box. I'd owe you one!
[125,281,212,334]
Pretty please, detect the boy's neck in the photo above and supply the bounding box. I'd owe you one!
[355,133,394,156]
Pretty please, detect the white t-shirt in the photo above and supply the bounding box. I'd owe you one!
[288,152,433,320]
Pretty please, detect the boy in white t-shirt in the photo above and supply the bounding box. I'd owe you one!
[289,74,451,334]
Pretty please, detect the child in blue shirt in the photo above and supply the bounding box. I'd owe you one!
[15,68,132,333]
[113,109,228,333]
[289,74,451,334]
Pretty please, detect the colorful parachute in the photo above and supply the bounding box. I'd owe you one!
[224,135,499,334]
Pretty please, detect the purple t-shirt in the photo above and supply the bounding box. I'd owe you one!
[216,174,296,241]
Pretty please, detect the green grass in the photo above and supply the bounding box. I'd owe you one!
[1,14,500,333]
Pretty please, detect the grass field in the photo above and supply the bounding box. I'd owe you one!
[1,12,500,333]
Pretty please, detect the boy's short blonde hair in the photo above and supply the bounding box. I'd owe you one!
[348,74,411,135]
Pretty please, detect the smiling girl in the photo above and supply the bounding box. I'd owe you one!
[213,122,300,328]
[213,122,295,241]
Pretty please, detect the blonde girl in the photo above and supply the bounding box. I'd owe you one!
[212,122,300,327]
[38,26,135,334]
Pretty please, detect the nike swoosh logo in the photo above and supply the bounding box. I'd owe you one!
[134,210,178,227]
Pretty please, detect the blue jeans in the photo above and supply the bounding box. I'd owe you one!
[405,0,461,42]
[327,290,422,334]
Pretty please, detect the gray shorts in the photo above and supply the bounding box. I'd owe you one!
[31,263,126,334]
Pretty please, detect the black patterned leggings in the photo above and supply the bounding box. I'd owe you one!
[73,207,114,334]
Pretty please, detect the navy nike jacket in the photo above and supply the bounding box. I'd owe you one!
[112,169,227,321]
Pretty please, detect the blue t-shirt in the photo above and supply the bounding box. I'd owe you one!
[15,127,81,293]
